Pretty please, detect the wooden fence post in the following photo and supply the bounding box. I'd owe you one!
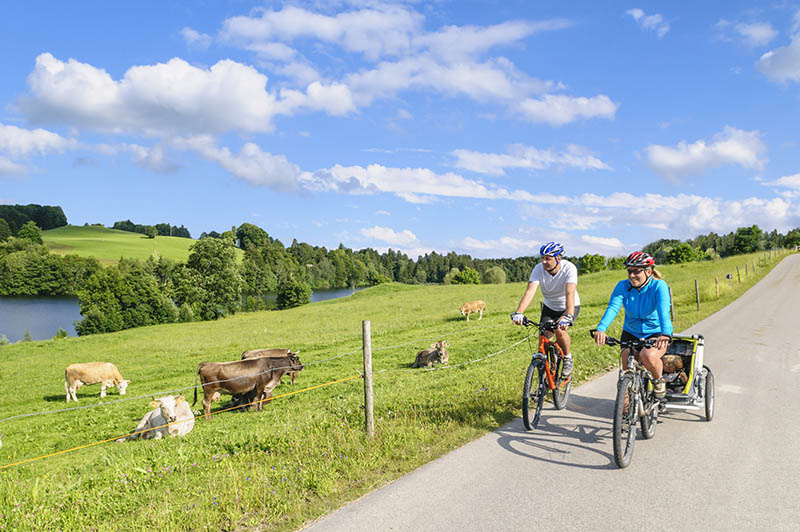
[715,277,719,298]
[745,263,749,276]
[362,320,374,437]
[752,260,756,271]
[694,280,700,310]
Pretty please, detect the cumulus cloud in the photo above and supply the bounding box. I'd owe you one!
[0,122,77,157]
[361,226,418,246]
[452,143,609,175]
[173,135,304,192]
[180,27,212,50]
[644,126,766,182]
[516,94,619,126]
[716,20,778,47]
[757,36,800,83]
[126,143,180,173]
[0,156,27,176]
[626,8,670,38]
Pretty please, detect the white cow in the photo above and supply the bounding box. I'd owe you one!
[65,362,130,402]
[117,395,195,441]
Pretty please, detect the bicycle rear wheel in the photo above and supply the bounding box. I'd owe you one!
[613,375,637,468]
[552,354,571,410]
[522,361,545,430]
[703,366,715,421]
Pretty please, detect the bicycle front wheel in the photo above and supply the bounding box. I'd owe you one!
[522,361,545,430]
[613,375,637,468]
[552,356,571,411]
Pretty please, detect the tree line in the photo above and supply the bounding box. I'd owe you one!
[112,219,192,239]
[0,204,67,235]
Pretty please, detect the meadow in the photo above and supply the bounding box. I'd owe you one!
[0,250,791,531]
[42,225,232,265]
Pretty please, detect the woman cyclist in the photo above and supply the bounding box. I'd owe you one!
[511,241,580,376]
[592,251,672,398]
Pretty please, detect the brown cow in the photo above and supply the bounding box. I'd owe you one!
[459,300,485,321]
[65,362,130,402]
[411,340,450,368]
[241,348,301,384]
[193,355,303,420]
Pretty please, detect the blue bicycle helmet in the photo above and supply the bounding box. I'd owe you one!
[540,241,564,257]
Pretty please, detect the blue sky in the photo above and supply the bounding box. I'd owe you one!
[2,1,800,259]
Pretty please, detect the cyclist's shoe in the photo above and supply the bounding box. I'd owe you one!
[561,356,573,377]
[653,378,666,399]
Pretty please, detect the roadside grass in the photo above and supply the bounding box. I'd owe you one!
[41,225,242,265]
[0,250,791,531]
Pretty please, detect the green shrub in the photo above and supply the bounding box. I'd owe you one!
[452,266,481,285]
[277,278,311,309]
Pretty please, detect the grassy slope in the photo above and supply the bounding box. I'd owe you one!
[0,250,790,531]
[42,225,207,265]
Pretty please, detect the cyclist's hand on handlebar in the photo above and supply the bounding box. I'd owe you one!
[510,312,525,325]
[593,330,607,346]
[655,335,670,349]
[557,314,573,330]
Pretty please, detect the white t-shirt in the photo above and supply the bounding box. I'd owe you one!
[528,259,580,311]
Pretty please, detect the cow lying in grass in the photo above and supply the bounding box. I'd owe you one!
[411,340,450,368]
[459,300,485,321]
[65,362,130,402]
[193,354,304,420]
[117,395,194,441]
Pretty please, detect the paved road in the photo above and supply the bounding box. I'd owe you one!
[304,254,800,532]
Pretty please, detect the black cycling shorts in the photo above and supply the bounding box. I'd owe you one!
[540,303,580,324]
[620,330,661,343]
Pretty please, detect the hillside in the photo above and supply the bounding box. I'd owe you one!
[42,225,242,264]
[0,250,790,531]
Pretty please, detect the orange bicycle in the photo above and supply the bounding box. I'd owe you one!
[521,317,572,430]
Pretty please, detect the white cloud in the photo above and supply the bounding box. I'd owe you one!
[734,22,778,47]
[644,126,766,182]
[626,8,670,38]
[757,36,800,83]
[375,210,391,216]
[581,235,625,253]
[0,123,76,157]
[516,94,619,126]
[361,226,418,246]
[180,27,212,50]
[452,143,609,175]
[0,156,27,176]
[126,143,180,173]
[173,136,304,192]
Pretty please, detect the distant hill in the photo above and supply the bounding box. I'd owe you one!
[42,225,241,265]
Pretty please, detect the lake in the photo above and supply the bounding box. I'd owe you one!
[0,287,362,343]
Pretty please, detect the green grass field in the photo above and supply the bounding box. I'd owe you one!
[0,250,790,531]
[42,225,240,265]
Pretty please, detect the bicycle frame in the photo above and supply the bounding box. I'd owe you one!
[528,319,571,391]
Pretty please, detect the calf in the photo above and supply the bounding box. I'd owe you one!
[65,362,130,402]
[411,340,450,368]
[241,348,301,384]
[117,395,195,441]
[459,300,485,321]
[193,354,304,420]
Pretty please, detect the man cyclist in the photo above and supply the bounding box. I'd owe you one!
[592,251,673,398]
[511,241,580,376]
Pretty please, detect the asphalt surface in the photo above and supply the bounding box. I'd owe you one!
[303,254,800,532]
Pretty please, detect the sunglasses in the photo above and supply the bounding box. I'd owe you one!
[627,268,646,275]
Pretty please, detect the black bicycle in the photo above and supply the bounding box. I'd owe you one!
[521,318,572,430]
[591,330,662,468]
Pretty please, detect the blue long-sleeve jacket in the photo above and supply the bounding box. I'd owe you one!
[596,278,673,337]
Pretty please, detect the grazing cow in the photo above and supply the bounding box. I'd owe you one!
[459,300,485,321]
[193,354,304,420]
[117,395,195,441]
[64,362,130,402]
[411,340,450,368]
[241,348,301,384]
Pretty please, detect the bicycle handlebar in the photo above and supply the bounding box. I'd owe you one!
[522,317,560,331]
[589,329,660,350]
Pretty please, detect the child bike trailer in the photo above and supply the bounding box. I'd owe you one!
[660,334,714,421]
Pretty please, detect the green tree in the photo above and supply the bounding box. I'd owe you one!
[16,221,43,244]
[0,218,11,242]
[785,228,800,249]
[443,267,460,285]
[666,243,698,264]
[732,225,763,255]
[452,266,481,284]
[23,330,32,342]
[579,253,606,273]
[607,257,626,270]
[174,237,242,320]
[482,266,507,284]
[53,328,68,340]
[276,277,311,309]
[145,226,157,239]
